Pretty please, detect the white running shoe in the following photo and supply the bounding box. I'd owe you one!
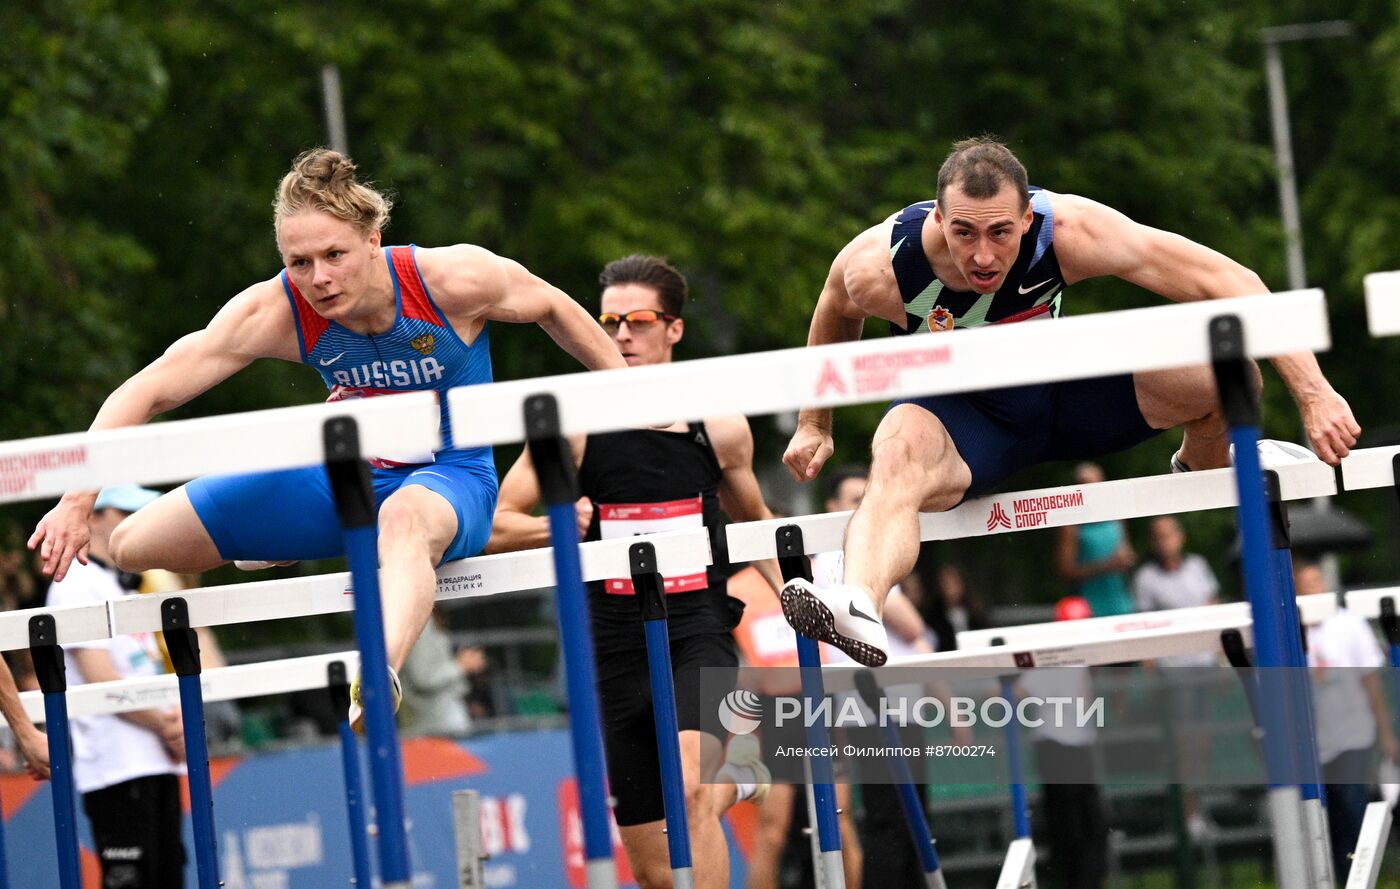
[1170,439,1318,474]
[779,578,889,667]
[718,734,772,805]
[348,667,403,735]
[233,560,299,571]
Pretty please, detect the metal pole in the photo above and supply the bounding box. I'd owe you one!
[1211,315,1314,888]
[321,64,349,156]
[161,598,220,889]
[630,543,695,889]
[776,525,846,889]
[524,395,617,889]
[853,671,945,888]
[1263,40,1307,293]
[29,615,80,889]
[325,417,412,888]
[329,662,373,887]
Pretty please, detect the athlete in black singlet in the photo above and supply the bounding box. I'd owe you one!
[780,136,1360,667]
[489,256,779,889]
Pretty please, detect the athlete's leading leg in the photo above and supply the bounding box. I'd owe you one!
[108,487,226,573]
[781,403,971,666]
[843,403,972,610]
[1133,362,1261,470]
[374,485,457,672]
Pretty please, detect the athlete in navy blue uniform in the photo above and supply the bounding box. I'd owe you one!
[780,136,1360,666]
[29,149,626,721]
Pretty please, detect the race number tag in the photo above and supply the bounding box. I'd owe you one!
[597,497,709,594]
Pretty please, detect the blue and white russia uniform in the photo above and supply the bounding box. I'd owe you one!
[887,189,1159,495]
[186,246,498,563]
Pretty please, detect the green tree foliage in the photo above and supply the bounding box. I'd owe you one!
[0,0,165,439]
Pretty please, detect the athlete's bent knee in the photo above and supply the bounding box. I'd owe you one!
[633,859,672,889]
[108,518,150,572]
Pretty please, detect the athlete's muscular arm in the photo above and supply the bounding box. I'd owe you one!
[1052,193,1359,464]
[783,236,883,483]
[29,281,300,580]
[485,437,591,554]
[421,245,627,372]
[709,415,782,592]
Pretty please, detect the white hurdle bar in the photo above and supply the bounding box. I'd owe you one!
[0,528,710,654]
[0,290,1327,505]
[18,651,359,724]
[1340,445,1400,492]
[447,289,1327,447]
[1364,271,1400,337]
[727,448,1336,562]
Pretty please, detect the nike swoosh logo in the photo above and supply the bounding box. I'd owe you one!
[848,601,879,624]
[319,351,348,366]
[1017,278,1057,295]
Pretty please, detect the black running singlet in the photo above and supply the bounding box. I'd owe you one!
[577,423,733,650]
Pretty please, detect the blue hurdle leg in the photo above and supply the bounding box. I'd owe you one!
[1211,314,1315,887]
[775,523,846,889]
[853,671,943,887]
[161,598,220,889]
[525,395,616,889]
[324,418,412,887]
[330,662,373,887]
[29,616,80,889]
[630,543,695,888]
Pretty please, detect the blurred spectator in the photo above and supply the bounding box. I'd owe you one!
[1295,559,1397,882]
[0,540,35,611]
[1055,462,1135,616]
[1021,596,1107,889]
[1132,515,1219,837]
[141,569,243,750]
[45,486,187,888]
[401,610,471,736]
[923,563,991,652]
[457,646,497,720]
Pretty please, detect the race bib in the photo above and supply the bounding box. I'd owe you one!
[597,497,709,594]
[326,385,437,467]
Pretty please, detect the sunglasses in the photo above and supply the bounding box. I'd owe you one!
[598,309,679,333]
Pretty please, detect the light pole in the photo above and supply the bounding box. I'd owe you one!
[1260,21,1353,591]
[1260,20,1353,291]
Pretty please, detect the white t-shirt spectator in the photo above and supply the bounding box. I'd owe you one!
[46,560,181,794]
[1307,610,1385,766]
[1133,554,1219,668]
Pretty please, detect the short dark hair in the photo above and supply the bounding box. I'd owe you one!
[598,255,688,317]
[936,136,1030,210]
[826,464,869,502]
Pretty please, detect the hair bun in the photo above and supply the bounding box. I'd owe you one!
[295,148,356,189]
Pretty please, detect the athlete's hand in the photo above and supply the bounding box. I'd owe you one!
[783,423,834,482]
[158,710,186,764]
[28,490,99,582]
[575,497,593,540]
[1298,388,1360,466]
[17,726,50,780]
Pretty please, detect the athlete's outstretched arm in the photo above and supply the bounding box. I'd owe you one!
[29,281,300,580]
[485,438,590,555]
[783,246,870,482]
[709,415,782,591]
[1053,194,1359,464]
